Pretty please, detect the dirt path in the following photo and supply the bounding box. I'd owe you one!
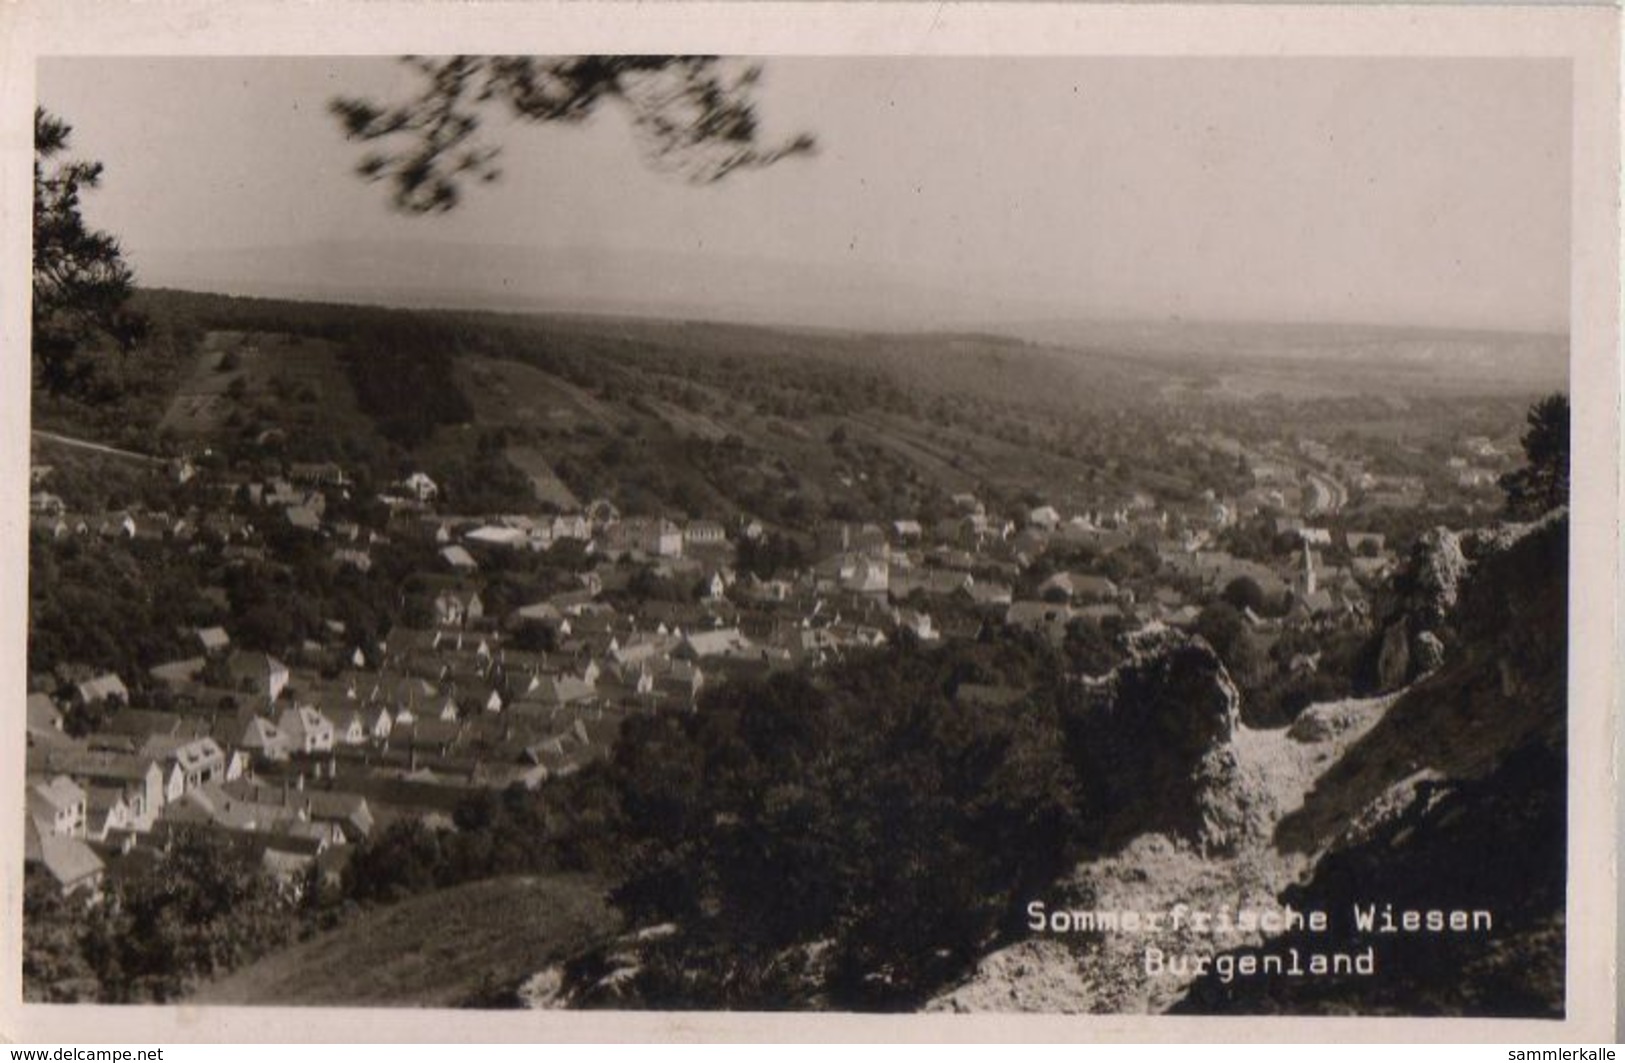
[929,694,1397,1013]
[31,429,164,465]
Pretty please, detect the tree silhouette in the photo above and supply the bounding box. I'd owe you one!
[33,108,147,396]
[1499,393,1569,519]
[332,56,816,214]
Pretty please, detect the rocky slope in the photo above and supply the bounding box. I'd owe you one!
[930,513,1567,1016]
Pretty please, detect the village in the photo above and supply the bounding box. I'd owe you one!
[23,414,1517,905]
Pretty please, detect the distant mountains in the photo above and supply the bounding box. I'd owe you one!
[129,239,1569,392]
[128,239,1044,334]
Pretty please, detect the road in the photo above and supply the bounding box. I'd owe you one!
[1303,468,1349,516]
[31,429,165,466]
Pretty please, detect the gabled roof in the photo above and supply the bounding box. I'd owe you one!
[534,675,596,707]
[30,775,87,816]
[104,709,189,739]
[25,693,62,734]
[681,628,754,658]
[76,674,128,704]
[24,817,103,889]
[275,705,334,742]
[441,545,479,570]
[172,737,227,772]
[238,716,289,750]
[197,626,231,652]
[35,748,160,787]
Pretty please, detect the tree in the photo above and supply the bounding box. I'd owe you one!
[1221,575,1268,615]
[1499,393,1570,519]
[331,56,816,214]
[33,108,146,396]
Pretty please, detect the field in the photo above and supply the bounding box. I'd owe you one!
[189,874,619,1008]
[505,445,582,510]
[158,330,376,443]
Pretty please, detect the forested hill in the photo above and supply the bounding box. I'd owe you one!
[31,288,1556,536]
[29,288,1222,529]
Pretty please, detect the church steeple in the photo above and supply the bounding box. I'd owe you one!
[1296,545,1318,598]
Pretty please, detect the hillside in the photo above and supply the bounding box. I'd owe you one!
[189,874,618,1008]
[41,289,1227,526]
[37,289,1548,538]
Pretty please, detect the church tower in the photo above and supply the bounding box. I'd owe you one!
[1296,545,1318,599]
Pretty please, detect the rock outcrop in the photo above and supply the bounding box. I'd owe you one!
[1368,514,1557,693]
[1075,627,1246,854]
[936,513,1567,1018]
[1177,513,1568,1017]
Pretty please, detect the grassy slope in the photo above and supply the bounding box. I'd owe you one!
[190,874,620,1008]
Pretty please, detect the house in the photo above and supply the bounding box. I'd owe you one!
[658,660,705,704]
[84,786,134,842]
[1028,505,1062,531]
[965,581,1015,608]
[156,736,228,792]
[167,782,301,836]
[227,652,291,704]
[891,569,973,600]
[466,524,530,549]
[155,759,188,806]
[29,775,88,838]
[26,693,64,743]
[238,715,294,762]
[1041,572,1119,603]
[333,547,373,572]
[625,517,684,558]
[519,675,594,710]
[441,545,479,572]
[364,705,394,741]
[33,748,163,824]
[197,626,232,656]
[538,513,581,542]
[835,555,889,595]
[335,709,369,746]
[226,780,376,843]
[435,589,486,627]
[290,462,349,487]
[276,705,336,754]
[895,609,937,641]
[1006,600,1074,639]
[24,817,103,899]
[149,657,206,689]
[30,491,66,517]
[678,628,755,660]
[397,472,440,503]
[684,520,727,547]
[74,674,129,709]
[285,505,322,533]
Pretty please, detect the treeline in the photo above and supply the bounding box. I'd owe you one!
[24,828,310,1003]
[136,289,475,448]
[332,629,1117,1009]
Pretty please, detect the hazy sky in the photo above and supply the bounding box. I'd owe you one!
[37,56,1571,332]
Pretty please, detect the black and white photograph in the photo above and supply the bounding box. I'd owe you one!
[5,1,1621,1044]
